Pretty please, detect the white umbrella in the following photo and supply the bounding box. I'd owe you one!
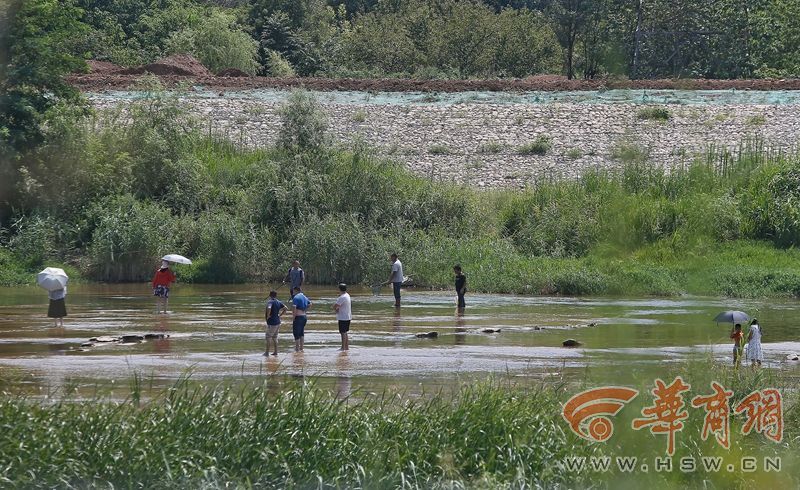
[37,267,69,291]
[161,254,192,265]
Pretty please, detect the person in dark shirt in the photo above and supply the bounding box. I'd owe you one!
[454,264,467,309]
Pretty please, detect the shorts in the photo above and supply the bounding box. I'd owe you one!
[338,320,351,333]
[266,324,280,339]
[392,282,402,300]
[48,298,67,318]
[153,286,170,298]
[292,315,307,339]
[733,346,739,356]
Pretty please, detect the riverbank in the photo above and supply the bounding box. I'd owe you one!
[70,71,800,93]
[4,89,800,299]
[86,87,800,188]
[1,364,797,488]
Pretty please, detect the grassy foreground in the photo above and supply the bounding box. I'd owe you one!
[0,362,798,488]
[4,88,800,298]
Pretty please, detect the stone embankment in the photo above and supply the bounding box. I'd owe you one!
[88,91,800,187]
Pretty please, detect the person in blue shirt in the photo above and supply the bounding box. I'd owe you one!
[264,290,287,356]
[283,260,305,299]
[291,287,312,352]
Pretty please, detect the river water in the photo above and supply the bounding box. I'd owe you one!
[1,284,799,397]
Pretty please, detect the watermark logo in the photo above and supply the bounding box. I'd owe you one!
[561,377,784,456]
[632,377,690,455]
[561,386,639,442]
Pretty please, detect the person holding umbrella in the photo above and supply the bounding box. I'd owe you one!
[38,267,68,327]
[152,260,177,314]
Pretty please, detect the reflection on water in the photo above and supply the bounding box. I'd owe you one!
[1,283,800,395]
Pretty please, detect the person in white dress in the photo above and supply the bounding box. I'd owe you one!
[746,318,763,367]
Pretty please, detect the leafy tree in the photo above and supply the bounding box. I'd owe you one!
[494,8,561,77]
[166,11,258,75]
[0,0,88,223]
[432,0,498,77]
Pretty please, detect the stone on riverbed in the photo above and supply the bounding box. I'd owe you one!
[144,333,169,340]
[787,353,799,361]
[120,334,144,343]
[481,328,501,333]
[415,331,439,339]
[90,336,119,343]
[562,339,582,347]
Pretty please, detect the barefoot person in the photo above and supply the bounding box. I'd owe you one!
[264,290,287,356]
[152,260,176,314]
[47,286,67,327]
[730,324,743,367]
[334,283,352,351]
[746,318,763,367]
[283,260,305,299]
[291,287,311,352]
[383,253,403,307]
[454,264,467,309]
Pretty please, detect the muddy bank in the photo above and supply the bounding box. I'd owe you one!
[70,72,800,93]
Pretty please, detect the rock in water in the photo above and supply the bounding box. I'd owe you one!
[144,333,169,340]
[562,339,582,347]
[94,336,119,343]
[787,354,799,361]
[415,331,438,339]
[120,334,144,343]
[481,328,501,333]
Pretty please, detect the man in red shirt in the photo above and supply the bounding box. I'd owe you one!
[152,261,177,314]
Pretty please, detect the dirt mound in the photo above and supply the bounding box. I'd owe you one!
[68,71,800,93]
[116,54,212,77]
[86,60,123,74]
[217,68,251,78]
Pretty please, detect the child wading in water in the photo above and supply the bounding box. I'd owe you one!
[730,324,743,367]
[265,290,287,356]
[746,318,763,367]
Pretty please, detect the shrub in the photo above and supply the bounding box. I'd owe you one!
[86,195,177,282]
[186,212,272,283]
[477,141,504,154]
[566,148,583,160]
[636,107,671,121]
[517,135,552,156]
[266,49,297,77]
[428,144,451,155]
[276,90,329,154]
[289,213,367,284]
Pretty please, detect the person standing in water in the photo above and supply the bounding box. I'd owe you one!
[152,260,176,314]
[746,318,763,367]
[283,260,305,299]
[291,286,311,352]
[264,290,287,356]
[454,264,467,309]
[334,283,352,351]
[730,324,743,367]
[383,253,403,307]
[47,286,67,327]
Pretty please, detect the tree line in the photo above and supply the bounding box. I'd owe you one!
[21,0,799,81]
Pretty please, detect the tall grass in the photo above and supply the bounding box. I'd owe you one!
[1,365,797,488]
[0,380,593,488]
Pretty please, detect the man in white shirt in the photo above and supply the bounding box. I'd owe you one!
[383,253,403,307]
[334,283,352,351]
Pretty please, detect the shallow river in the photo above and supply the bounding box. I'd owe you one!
[2,284,800,396]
